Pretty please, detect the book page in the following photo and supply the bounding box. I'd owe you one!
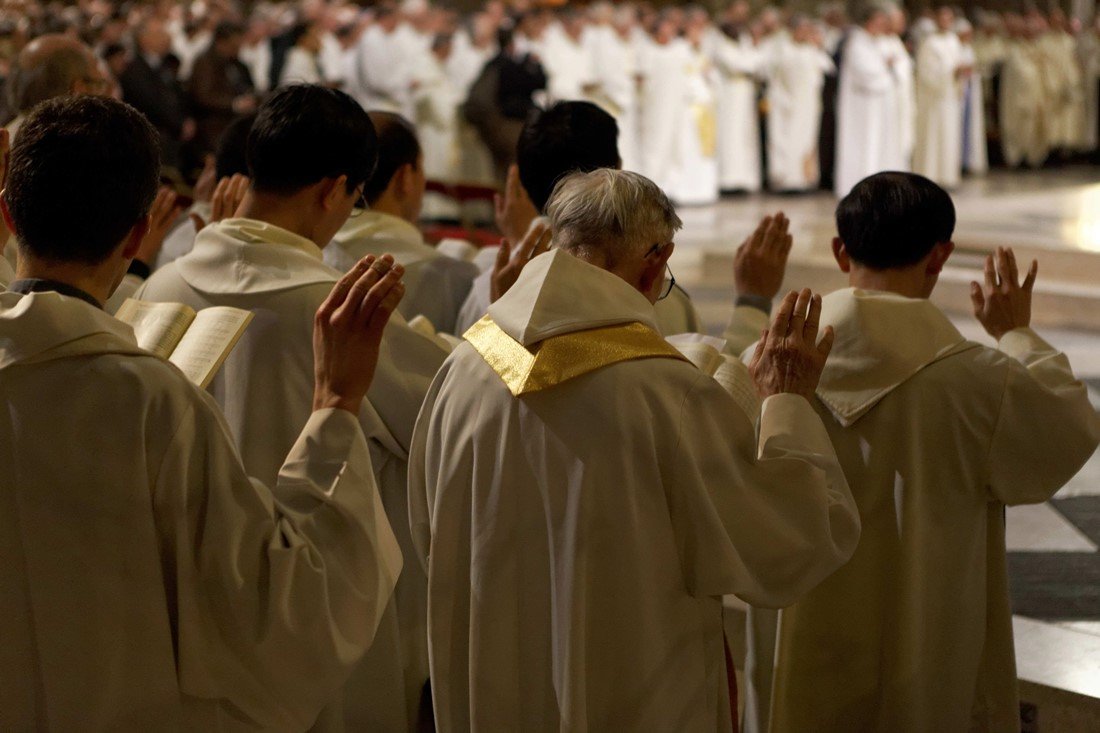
[167,306,254,388]
[667,333,727,376]
[114,299,196,358]
[714,357,762,421]
[408,314,460,354]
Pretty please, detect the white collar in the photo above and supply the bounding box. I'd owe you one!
[332,210,437,266]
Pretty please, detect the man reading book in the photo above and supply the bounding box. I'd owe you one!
[0,95,404,730]
[325,111,480,336]
[137,84,448,732]
[409,168,860,732]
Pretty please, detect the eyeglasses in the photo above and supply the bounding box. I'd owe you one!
[647,243,676,301]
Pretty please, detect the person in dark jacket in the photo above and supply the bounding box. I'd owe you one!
[188,21,256,154]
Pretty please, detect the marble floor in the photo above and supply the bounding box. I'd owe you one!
[685,168,1100,721]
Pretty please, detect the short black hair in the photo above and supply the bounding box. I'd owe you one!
[517,101,621,213]
[836,172,956,269]
[363,111,421,205]
[246,85,378,196]
[5,95,159,265]
[214,21,245,41]
[216,113,255,180]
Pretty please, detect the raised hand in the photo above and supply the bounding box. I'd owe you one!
[970,247,1038,341]
[494,163,539,245]
[734,212,793,302]
[312,254,406,414]
[191,174,250,231]
[749,288,835,400]
[490,218,552,303]
[135,186,185,266]
[192,154,217,203]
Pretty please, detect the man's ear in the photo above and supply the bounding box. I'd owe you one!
[831,237,851,273]
[926,240,955,275]
[398,162,417,199]
[321,175,349,211]
[638,242,674,296]
[121,216,151,260]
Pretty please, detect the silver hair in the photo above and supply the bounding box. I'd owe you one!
[545,169,682,267]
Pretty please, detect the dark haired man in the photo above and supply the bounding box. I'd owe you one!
[138,84,447,732]
[326,112,478,336]
[747,172,1100,733]
[189,21,257,153]
[458,100,790,354]
[0,95,403,729]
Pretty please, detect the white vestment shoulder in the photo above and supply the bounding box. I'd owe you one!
[410,250,859,732]
[746,288,1100,733]
[137,218,447,732]
[0,291,401,731]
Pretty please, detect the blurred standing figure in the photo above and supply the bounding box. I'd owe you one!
[278,22,324,86]
[913,6,967,188]
[957,19,988,175]
[121,17,193,171]
[189,21,256,154]
[714,3,763,193]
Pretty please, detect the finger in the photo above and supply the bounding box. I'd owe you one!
[211,177,230,220]
[749,329,768,369]
[495,239,512,271]
[816,325,835,360]
[1004,247,1019,287]
[494,193,505,221]
[772,212,789,246]
[983,254,996,292]
[532,225,553,258]
[788,288,812,341]
[338,262,389,325]
[781,233,793,257]
[994,247,1011,291]
[366,281,406,338]
[354,264,404,326]
[970,281,985,316]
[1022,259,1038,292]
[515,224,543,261]
[803,292,822,342]
[318,256,376,318]
[769,291,798,347]
[750,215,771,249]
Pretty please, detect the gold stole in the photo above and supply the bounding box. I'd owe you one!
[464,315,689,396]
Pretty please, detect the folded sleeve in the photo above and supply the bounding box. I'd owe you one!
[155,399,402,730]
[987,327,1100,504]
[668,377,860,609]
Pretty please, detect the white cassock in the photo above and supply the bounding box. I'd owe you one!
[960,42,988,174]
[878,34,915,170]
[0,290,402,730]
[638,38,694,194]
[137,219,448,732]
[1000,39,1048,168]
[766,42,834,191]
[713,31,763,192]
[326,211,478,335]
[835,28,897,196]
[413,53,464,219]
[1039,31,1085,150]
[279,46,323,86]
[1079,31,1100,152]
[350,26,412,115]
[914,32,964,188]
[320,33,346,88]
[409,249,860,732]
[241,40,272,93]
[671,45,720,205]
[744,288,1100,733]
[584,25,641,172]
[445,34,497,187]
[542,32,594,101]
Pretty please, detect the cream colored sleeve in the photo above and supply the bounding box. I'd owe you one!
[721,304,770,357]
[988,327,1100,505]
[157,400,402,730]
[669,378,860,609]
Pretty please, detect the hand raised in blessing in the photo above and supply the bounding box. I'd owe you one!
[970,247,1038,341]
[490,218,553,303]
[749,288,835,400]
[734,212,792,302]
[190,174,250,231]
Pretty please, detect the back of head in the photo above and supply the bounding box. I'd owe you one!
[546,169,681,268]
[835,172,956,270]
[363,111,421,205]
[247,85,378,196]
[5,95,159,265]
[517,101,621,213]
[216,113,257,180]
[8,34,95,117]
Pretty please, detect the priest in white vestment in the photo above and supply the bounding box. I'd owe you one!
[584,4,641,172]
[835,7,899,196]
[1000,21,1049,167]
[350,9,414,115]
[638,17,693,195]
[713,22,763,192]
[410,170,860,732]
[138,86,447,733]
[765,19,834,192]
[326,112,478,335]
[542,10,595,102]
[958,21,988,175]
[913,8,966,188]
[882,8,916,169]
[745,172,1100,733]
[671,23,720,205]
[1,94,403,731]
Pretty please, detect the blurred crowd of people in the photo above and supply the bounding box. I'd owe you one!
[1,0,1099,202]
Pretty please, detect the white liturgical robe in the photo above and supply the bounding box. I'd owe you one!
[0,291,402,730]
[409,249,861,732]
[137,219,448,732]
[914,32,964,188]
[766,42,834,191]
[747,288,1100,733]
[835,28,897,196]
[327,211,478,335]
[713,32,763,192]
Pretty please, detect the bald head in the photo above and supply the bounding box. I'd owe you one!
[8,35,104,118]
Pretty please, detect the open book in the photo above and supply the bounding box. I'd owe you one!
[666,333,762,420]
[115,298,253,388]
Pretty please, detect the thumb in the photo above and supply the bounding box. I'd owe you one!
[495,240,512,271]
